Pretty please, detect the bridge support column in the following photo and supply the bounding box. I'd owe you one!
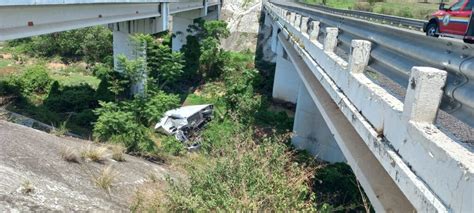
[270,23,279,53]
[112,21,152,96]
[292,84,346,163]
[172,16,194,51]
[272,40,301,103]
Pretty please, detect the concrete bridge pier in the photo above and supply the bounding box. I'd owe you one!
[292,84,346,163]
[272,36,344,163]
[172,12,196,51]
[111,3,170,95]
[172,3,220,51]
[272,41,301,103]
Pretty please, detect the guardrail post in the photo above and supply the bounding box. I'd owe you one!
[301,16,309,36]
[349,40,372,73]
[310,21,320,42]
[324,27,339,53]
[402,67,447,124]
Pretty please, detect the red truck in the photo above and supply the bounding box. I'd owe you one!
[424,0,474,43]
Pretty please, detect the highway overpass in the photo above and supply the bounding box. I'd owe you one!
[1,0,473,212]
[264,1,473,212]
[0,0,221,94]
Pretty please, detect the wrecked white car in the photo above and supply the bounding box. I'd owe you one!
[154,104,213,143]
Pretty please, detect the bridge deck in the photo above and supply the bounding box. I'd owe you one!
[0,0,177,6]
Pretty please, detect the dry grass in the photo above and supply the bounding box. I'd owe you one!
[21,180,35,194]
[52,121,69,137]
[147,173,159,183]
[109,144,126,162]
[60,147,81,163]
[94,166,117,194]
[81,145,108,163]
[130,181,168,212]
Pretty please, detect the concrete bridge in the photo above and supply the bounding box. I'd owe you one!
[0,0,221,92]
[1,0,473,212]
[263,1,473,212]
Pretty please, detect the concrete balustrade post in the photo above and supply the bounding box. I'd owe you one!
[295,14,302,31]
[301,16,309,36]
[324,27,339,53]
[349,40,372,74]
[402,67,447,124]
[290,12,296,25]
[310,21,320,42]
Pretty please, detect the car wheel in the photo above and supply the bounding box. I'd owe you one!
[426,22,439,38]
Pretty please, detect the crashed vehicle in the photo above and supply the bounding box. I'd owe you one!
[155,104,214,148]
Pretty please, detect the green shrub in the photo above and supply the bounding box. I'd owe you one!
[200,119,238,155]
[161,136,186,156]
[142,35,185,90]
[95,78,115,102]
[9,26,112,65]
[45,83,97,113]
[0,80,21,97]
[223,68,262,123]
[18,65,53,94]
[255,110,293,132]
[162,135,316,211]
[182,19,231,80]
[93,101,154,153]
[142,91,180,125]
[71,109,97,127]
[313,163,371,211]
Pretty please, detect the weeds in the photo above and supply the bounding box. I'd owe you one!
[21,180,35,194]
[81,145,107,162]
[60,146,81,163]
[52,120,69,136]
[135,129,317,211]
[94,166,117,194]
[147,173,159,183]
[110,144,126,162]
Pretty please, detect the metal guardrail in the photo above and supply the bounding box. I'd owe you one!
[272,1,474,127]
[296,0,426,30]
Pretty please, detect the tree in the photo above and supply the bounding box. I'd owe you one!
[185,19,231,79]
[147,41,185,90]
[115,55,147,96]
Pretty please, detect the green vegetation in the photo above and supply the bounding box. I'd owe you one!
[6,26,113,65]
[0,19,370,211]
[302,0,448,19]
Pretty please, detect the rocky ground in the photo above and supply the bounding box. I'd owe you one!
[0,120,177,211]
[221,0,263,52]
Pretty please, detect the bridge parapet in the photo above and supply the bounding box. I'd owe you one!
[265,2,473,212]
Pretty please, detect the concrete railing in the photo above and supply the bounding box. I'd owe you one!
[265,2,473,212]
[272,1,474,128]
